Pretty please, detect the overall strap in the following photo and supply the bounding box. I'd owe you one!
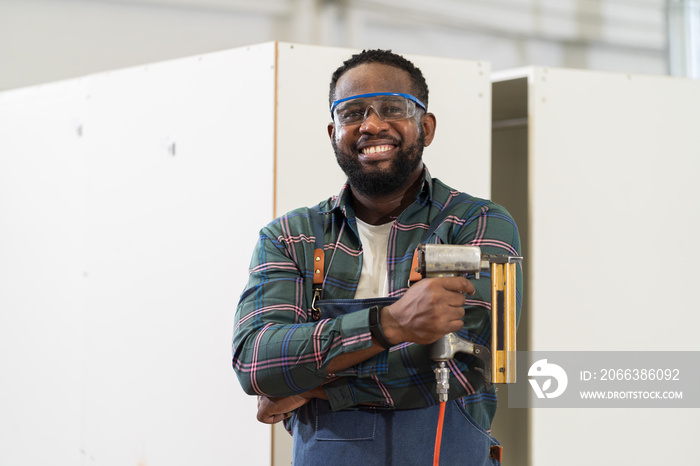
[309,205,325,320]
[409,192,471,283]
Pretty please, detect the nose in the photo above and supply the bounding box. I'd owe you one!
[359,106,390,133]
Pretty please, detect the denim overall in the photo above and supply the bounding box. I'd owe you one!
[292,196,501,465]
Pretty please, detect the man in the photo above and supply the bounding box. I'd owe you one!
[233,49,522,465]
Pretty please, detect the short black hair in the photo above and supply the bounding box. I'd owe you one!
[329,49,429,110]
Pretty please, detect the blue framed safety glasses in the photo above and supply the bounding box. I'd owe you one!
[330,92,426,127]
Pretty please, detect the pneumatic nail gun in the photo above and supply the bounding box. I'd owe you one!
[413,244,522,402]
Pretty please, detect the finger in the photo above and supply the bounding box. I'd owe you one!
[447,319,465,333]
[271,412,292,424]
[463,278,476,296]
[445,290,470,308]
[439,276,476,295]
[441,303,466,322]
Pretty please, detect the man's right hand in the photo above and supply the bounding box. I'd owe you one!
[380,276,475,345]
[256,386,328,424]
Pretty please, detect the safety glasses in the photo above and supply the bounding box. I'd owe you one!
[331,92,426,127]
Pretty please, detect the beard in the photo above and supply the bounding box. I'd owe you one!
[333,130,425,197]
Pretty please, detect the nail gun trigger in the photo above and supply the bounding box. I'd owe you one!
[473,367,492,391]
[470,344,493,390]
[474,367,493,390]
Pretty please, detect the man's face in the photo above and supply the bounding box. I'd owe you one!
[328,63,435,197]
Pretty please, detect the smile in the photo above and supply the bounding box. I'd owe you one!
[360,144,395,155]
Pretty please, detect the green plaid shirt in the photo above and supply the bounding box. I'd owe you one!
[233,167,522,431]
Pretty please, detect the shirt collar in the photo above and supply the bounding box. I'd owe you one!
[329,165,435,219]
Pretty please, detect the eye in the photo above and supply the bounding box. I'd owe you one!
[380,99,405,116]
[337,105,365,122]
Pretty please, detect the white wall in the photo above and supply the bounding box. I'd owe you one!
[0,0,668,92]
[0,44,275,465]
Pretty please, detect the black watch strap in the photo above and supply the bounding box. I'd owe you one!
[369,305,392,349]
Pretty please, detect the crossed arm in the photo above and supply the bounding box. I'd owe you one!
[234,205,521,424]
[246,274,476,424]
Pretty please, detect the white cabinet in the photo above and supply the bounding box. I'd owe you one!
[0,42,491,466]
[492,67,700,466]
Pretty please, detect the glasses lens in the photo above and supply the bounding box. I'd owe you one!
[334,99,368,126]
[334,96,416,126]
[378,96,412,121]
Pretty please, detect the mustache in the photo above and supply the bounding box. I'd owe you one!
[355,132,400,148]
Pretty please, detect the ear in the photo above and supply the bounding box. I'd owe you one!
[327,122,335,143]
[421,112,437,147]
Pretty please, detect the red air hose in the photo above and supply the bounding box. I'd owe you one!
[433,401,447,466]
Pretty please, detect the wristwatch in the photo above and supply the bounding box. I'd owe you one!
[368,305,392,349]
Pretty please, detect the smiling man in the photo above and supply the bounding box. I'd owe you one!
[233,50,522,465]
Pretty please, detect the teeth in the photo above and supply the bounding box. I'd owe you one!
[361,145,393,155]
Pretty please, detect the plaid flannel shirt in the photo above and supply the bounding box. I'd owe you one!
[232,167,522,431]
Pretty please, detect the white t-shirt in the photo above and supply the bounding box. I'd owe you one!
[353,218,395,299]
